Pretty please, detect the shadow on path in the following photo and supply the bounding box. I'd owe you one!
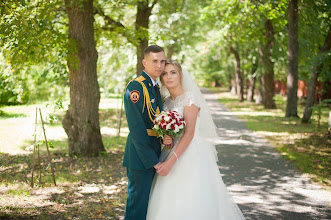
[201,88,331,220]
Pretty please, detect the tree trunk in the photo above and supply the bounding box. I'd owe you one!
[255,76,264,105]
[322,79,330,100]
[229,45,244,102]
[63,0,105,156]
[166,44,175,59]
[230,80,237,95]
[260,19,276,109]
[135,0,157,75]
[302,26,331,123]
[286,0,299,117]
[247,61,258,102]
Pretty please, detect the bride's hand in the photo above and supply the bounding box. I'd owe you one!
[163,135,172,145]
[156,158,176,176]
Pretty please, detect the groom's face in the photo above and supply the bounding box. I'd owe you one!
[142,51,166,80]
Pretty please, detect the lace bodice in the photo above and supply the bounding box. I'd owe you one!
[163,91,201,141]
[163,91,201,117]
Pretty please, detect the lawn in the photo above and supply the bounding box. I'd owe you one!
[0,96,129,219]
[209,87,331,187]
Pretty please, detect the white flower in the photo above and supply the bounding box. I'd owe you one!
[164,116,171,122]
[171,119,176,124]
[153,124,159,130]
[166,123,172,130]
[179,124,184,129]
[174,124,179,133]
[156,115,163,121]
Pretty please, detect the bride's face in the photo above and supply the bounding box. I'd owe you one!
[161,64,182,89]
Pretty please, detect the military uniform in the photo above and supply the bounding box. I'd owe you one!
[123,70,163,220]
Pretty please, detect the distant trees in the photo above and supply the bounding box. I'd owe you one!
[198,0,331,119]
[229,45,244,102]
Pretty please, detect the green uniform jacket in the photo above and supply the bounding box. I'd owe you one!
[123,71,163,170]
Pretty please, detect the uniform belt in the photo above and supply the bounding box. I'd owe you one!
[146,129,157,137]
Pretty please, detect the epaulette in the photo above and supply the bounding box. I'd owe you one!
[134,75,145,82]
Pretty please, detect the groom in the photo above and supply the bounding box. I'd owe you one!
[123,45,170,219]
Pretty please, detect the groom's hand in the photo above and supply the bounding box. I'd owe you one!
[154,162,162,171]
[163,135,172,145]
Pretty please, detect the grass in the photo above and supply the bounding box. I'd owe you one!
[209,87,331,187]
[0,95,129,219]
[0,112,27,119]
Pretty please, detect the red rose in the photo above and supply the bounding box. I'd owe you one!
[171,124,175,130]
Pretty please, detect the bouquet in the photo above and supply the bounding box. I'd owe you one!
[152,110,186,147]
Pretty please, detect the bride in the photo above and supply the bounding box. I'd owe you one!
[146,59,245,220]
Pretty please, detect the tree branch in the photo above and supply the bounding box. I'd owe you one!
[94,6,135,43]
[94,6,125,30]
[150,0,158,10]
[146,0,158,16]
[319,25,331,53]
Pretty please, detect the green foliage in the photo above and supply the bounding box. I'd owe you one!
[187,1,267,86]
[1,0,68,104]
[151,0,211,60]
[298,0,331,81]
[0,56,29,104]
[0,0,68,70]
[0,0,330,115]
[311,99,331,127]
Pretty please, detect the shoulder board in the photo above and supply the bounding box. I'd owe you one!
[134,76,146,82]
[124,76,144,90]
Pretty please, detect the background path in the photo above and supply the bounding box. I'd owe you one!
[201,88,331,220]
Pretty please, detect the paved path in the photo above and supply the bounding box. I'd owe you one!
[201,88,331,220]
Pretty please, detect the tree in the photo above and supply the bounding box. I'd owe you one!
[229,45,244,101]
[199,0,258,98]
[152,0,210,60]
[247,60,258,102]
[285,0,299,117]
[95,0,158,75]
[260,19,276,109]
[1,0,107,156]
[302,26,331,123]
[198,0,287,107]
[135,0,158,75]
[62,0,105,156]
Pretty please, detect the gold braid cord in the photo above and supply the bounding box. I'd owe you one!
[135,76,160,122]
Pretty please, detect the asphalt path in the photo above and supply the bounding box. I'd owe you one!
[201,88,331,220]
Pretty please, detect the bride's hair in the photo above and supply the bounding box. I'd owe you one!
[160,59,183,85]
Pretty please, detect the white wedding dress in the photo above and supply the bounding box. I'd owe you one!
[146,91,245,220]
